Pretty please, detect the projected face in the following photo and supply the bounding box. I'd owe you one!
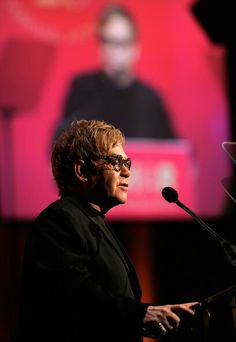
[98,15,139,81]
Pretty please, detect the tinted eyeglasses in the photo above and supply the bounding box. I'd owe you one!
[97,154,132,172]
[99,35,134,48]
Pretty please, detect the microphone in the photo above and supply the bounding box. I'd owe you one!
[161,186,178,203]
[161,186,236,270]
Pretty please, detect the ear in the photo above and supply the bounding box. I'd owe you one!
[74,160,88,182]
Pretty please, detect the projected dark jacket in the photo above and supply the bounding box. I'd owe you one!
[55,70,177,140]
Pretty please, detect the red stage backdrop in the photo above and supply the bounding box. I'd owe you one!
[0,0,232,220]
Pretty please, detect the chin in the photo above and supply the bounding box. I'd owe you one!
[108,67,124,77]
[117,195,128,204]
[109,196,127,208]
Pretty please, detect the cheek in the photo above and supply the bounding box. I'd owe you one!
[125,50,136,65]
[105,175,117,194]
[103,172,119,196]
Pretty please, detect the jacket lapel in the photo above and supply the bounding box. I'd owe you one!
[70,196,142,300]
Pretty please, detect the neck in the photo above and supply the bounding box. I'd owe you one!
[104,69,134,87]
[89,201,112,215]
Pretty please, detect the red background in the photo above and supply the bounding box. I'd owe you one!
[0,0,232,220]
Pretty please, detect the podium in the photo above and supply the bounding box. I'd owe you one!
[173,286,236,342]
[107,139,197,220]
[221,141,236,204]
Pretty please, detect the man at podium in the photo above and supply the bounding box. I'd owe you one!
[54,4,177,140]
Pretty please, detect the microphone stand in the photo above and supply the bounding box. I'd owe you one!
[162,189,236,340]
[175,199,236,272]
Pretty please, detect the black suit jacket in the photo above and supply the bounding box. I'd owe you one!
[11,195,148,342]
[54,70,177,140]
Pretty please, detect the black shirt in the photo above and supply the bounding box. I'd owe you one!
[55,70,177,139]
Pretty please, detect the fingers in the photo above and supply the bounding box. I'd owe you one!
[172,302,200,315]
[143,302,199,338]
[144,305,181,331]
[159,306,181,329]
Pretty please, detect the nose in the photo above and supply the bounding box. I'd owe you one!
[120,164,131,177]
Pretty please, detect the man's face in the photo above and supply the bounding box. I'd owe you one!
[90,143,131,211]
[98,16,139,78]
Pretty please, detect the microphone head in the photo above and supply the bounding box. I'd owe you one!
[161,186,179,203]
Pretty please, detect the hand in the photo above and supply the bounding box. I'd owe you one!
[142,302,198,338]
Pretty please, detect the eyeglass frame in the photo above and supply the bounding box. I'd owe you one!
[95,154,132,172]
[98,35,135,48]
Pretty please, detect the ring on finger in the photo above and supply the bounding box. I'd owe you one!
[157,322,167,335]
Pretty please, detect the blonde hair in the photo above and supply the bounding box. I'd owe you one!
[97,4,138,40]
[51,119,125,195]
